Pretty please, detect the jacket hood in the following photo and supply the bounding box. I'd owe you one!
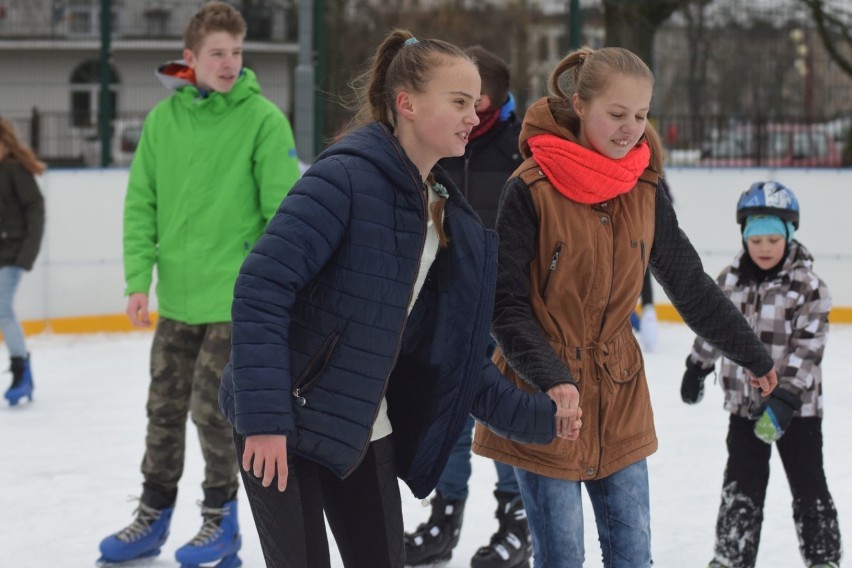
[155,60,259,107]
[155,59,197,91]
[519,97,582,158]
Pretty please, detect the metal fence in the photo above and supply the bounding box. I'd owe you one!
[657,115,851,168]
[7,108,850,169]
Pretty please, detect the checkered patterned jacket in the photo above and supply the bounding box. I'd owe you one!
[689,241,831,418]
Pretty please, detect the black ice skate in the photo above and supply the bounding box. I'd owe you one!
[404,491,465,566]
[470,491,532,568]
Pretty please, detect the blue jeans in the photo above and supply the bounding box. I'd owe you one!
[516,459,652,568]
[0,266,27,357]
[436,415,519,501]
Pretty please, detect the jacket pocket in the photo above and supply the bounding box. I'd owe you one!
[601,331,643,385]
[541,241,564,302]
[292,331,341,407]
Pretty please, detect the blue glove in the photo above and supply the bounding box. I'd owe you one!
[680,357,714,404]
[753,388,802,444]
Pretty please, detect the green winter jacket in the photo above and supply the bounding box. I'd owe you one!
[123,65,299,324]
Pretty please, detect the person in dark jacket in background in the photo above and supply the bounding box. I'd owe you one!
[472,46,778,567]
[0,118,45,407]
[218,30,580,568]
[404,46,533,568]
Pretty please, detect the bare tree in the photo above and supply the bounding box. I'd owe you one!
[602,0,688,68]
[798,0,852,76]
[318,0,534,144]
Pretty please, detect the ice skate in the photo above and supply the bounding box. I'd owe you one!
[404,492,465,566]
[174,500,242,568]
[471,491,532,568]
[97,502,173,564]
[4,355,34,406]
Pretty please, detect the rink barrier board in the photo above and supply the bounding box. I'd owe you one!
[10,306,852,336]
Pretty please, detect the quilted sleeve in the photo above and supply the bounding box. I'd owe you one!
[649,188,774,377]
[470,357,556,445]
[491,178,576,391]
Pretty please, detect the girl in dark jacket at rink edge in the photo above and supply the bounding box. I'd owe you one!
[472,46,778,568]
[0,118,45,406]
[218,29,579,568]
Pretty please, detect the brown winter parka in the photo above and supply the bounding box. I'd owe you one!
[473,97,774,481]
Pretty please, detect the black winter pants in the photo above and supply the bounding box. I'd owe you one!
[235,432,405,568]
[712,414,841,567]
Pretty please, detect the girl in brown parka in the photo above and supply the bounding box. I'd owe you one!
[472,47,778,567]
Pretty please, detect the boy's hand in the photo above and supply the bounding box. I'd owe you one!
[243,434,289,492]
[126,293,151,327]
[753,388,802,444]
[680,356,714,404]
[547,383,582,440]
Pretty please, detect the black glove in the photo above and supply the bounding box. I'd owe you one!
[753,388,803,444]
[680,356,714,404]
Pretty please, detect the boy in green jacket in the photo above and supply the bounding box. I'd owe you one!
[98,3,299,567]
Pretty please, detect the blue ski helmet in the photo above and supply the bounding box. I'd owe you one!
[736,181,800,229]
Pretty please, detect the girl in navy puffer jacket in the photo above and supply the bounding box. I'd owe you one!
[219,29,580,568]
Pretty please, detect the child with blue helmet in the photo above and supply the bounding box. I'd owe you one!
[680,181,842,567]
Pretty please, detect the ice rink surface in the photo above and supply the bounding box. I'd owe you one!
[2,323,850,567]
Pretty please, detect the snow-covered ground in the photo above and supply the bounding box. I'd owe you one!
[1,323,850,567]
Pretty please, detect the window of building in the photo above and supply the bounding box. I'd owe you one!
[67,0,117,37]
[70,60,119,128]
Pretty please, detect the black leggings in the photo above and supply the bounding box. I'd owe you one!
[235,432,404,568]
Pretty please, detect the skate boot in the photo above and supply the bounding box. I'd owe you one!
[174,500,242,568]
[98,501,174,564]
[4,355,34,406]
[404,491,466,566]
[471,491,532,568]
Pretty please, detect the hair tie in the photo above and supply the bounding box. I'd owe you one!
[404,37,419,46]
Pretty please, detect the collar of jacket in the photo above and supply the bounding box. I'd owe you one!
[172,68,260,113]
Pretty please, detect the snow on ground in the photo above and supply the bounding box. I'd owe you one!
[1,323,850,567]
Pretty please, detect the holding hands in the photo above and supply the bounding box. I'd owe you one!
[547,383,582,440]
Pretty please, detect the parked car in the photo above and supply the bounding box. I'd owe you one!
[699,124,842,167]
[82,118,144,167]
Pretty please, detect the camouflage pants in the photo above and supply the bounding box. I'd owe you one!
[141,317,239,499]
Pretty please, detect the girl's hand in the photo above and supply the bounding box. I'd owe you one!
[546,383,582,440]
[748,366,778,397]
[243,434,289,492]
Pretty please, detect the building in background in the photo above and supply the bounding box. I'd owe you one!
[0,0,297,165]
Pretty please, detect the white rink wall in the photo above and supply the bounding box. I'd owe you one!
[15,167,852,329]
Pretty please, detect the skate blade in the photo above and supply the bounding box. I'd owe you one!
[404,555,451,568]
[180,553,242,568]
[96,548,160,566]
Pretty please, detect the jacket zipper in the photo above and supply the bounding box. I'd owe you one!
[291,331,341,407]
[344,126,429,478]
[541,241,564,301]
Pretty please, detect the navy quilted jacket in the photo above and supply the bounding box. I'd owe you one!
[220,123,556,498]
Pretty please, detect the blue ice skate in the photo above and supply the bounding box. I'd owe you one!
[4,355,34,406]
[174,500,242,568]
[97,502,173,564]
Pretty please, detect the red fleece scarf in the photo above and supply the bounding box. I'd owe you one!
[527,134,650,204]
[469,107,501,141]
